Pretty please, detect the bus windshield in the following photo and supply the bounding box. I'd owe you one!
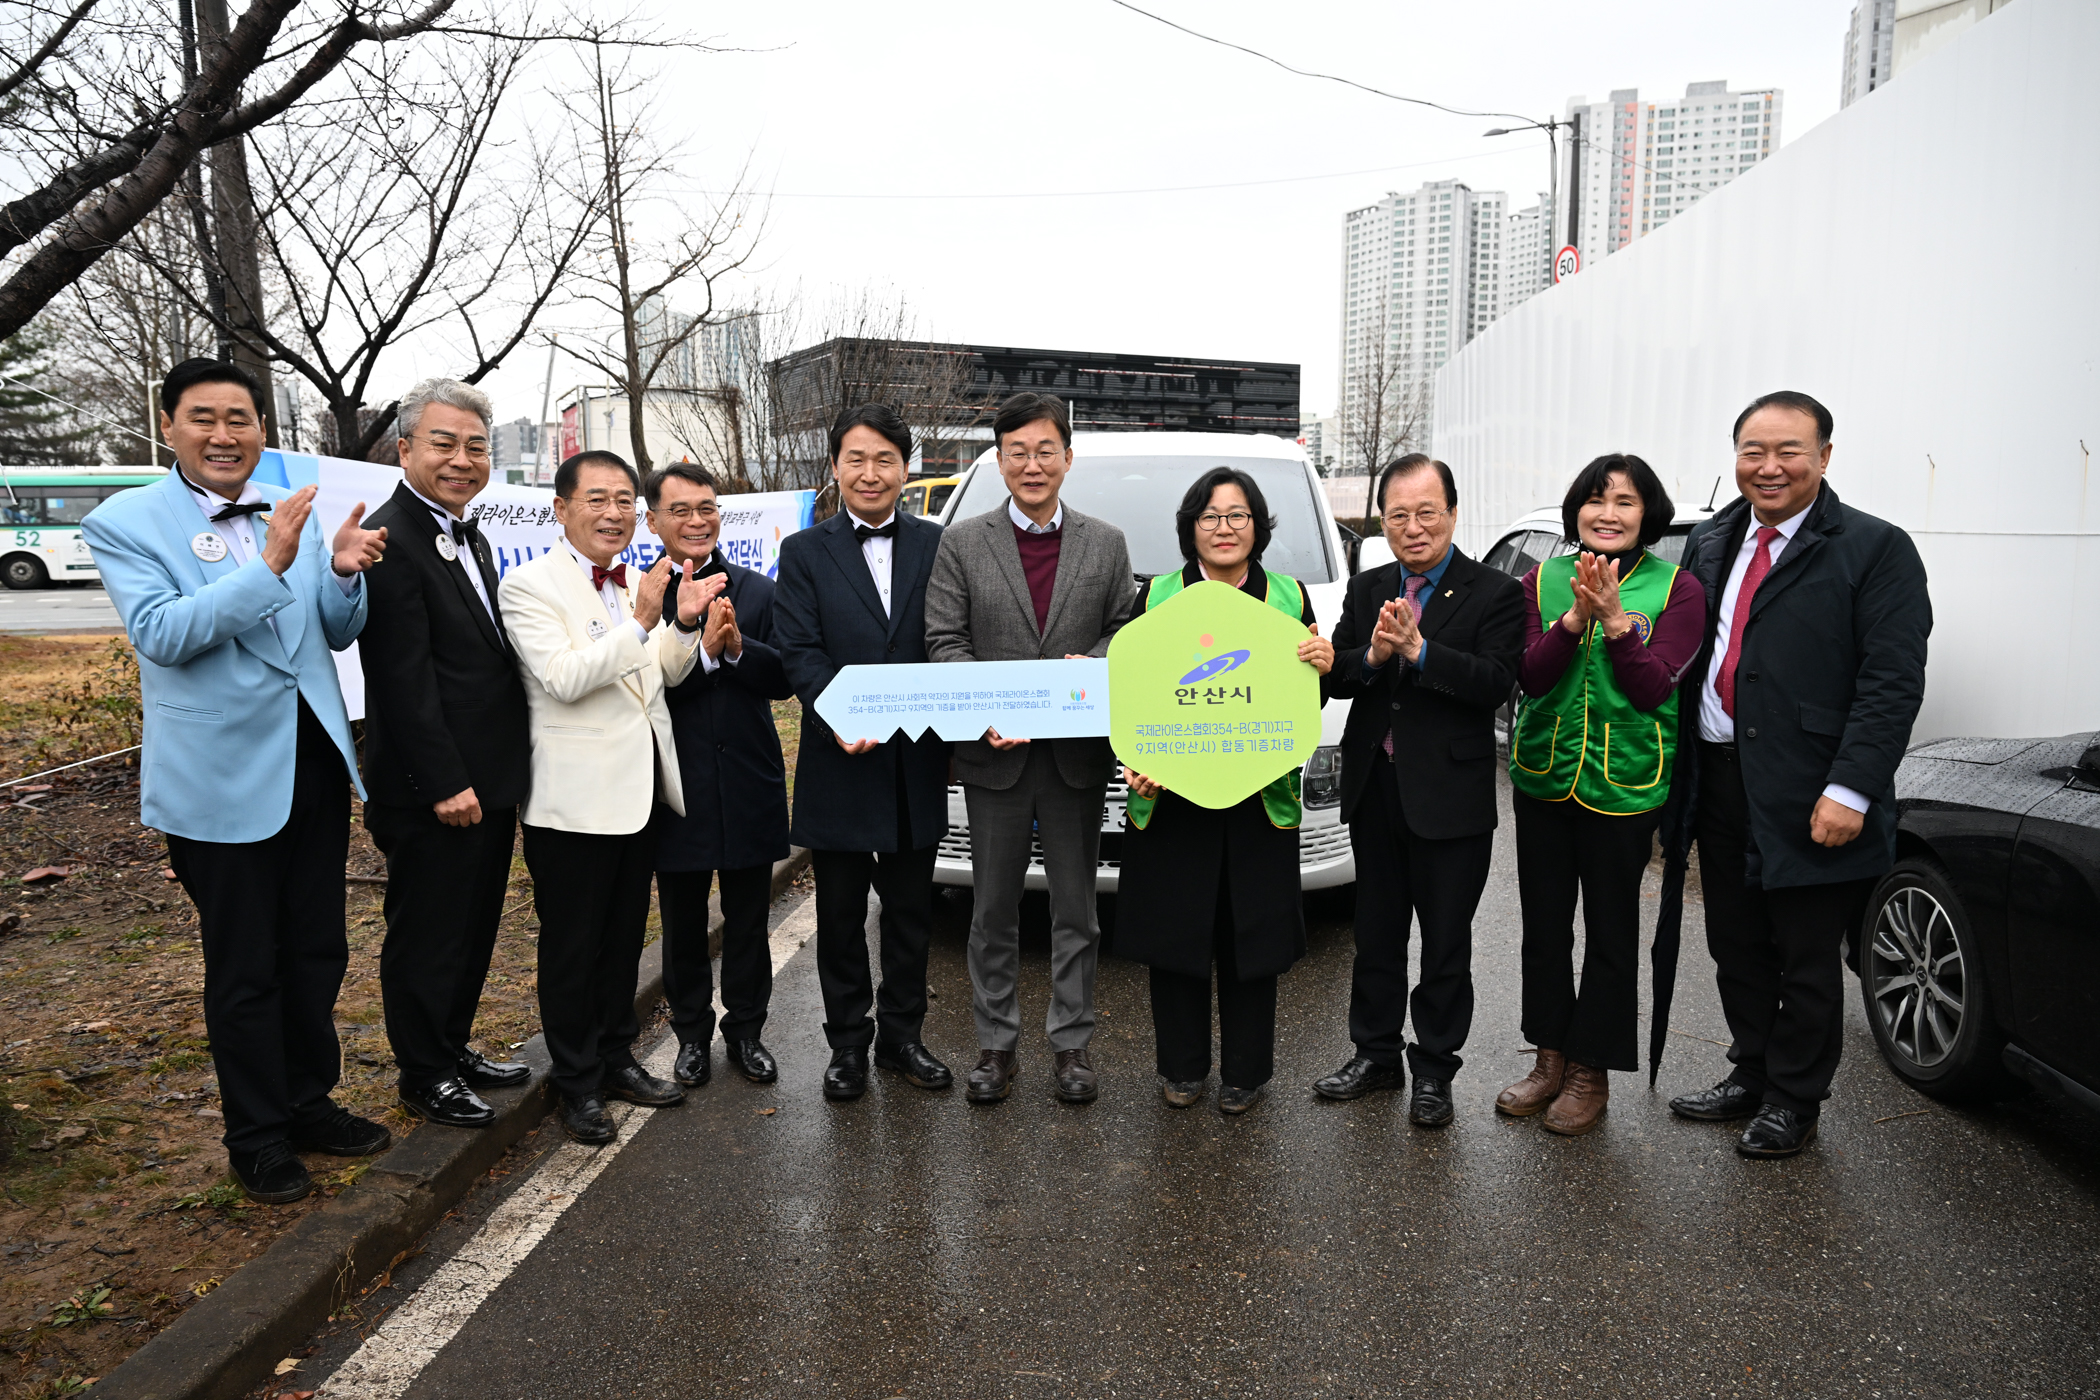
[943,454,1335,583]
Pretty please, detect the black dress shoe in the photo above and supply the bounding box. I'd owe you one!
[559,1093,614,1145]
[229,1141,313,1205]
[1669,1078,1763,1122]
[1737,1104,1819,1158]
[1218,1084,1265,1116]
[1160,1078,1205,1109]
[875,1040,951,1089]
[824,1047,869,1101]
[399,1077,496,1129]
[289,1105,393,1157]
[674,1041,713,1087]
[728,1039,779,1084]
[1053,1048,1098,1104]
[457,1047,531,1089]
[965,1049,1017,1104]
[1409,1077,1455,1127]
[603,1064,684,1107]
[1313,1055,1404,1101]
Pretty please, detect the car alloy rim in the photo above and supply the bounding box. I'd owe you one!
[1867,882,1966,1068]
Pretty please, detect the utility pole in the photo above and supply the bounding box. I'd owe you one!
[195,0,279,447]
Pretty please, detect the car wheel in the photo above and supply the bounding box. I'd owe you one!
[1860,857,2009,1101]
[2,554,49,591]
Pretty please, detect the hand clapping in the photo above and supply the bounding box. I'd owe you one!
[701,594,741,661]
[1570,551,1631,639]
[1367,596,1421,667]
[677,563,728,630]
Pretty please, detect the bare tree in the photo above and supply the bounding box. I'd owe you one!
[550,38,760,474]
[1339,301,1432,522]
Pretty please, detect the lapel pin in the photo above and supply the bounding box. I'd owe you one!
[435,532,459,562]
[190,532,228,563]
[1444,589,1453,597]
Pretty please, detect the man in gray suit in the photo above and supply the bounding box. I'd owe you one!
[926,392,1133,1105]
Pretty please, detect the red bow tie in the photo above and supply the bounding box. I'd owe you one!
[591,563,627,590]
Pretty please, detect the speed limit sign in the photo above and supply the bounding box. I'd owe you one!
[1553,244,1581,283]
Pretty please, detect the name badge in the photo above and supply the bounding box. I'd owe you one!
[435,532,459,562]
[191,532,228,563]
[586,617,608,640]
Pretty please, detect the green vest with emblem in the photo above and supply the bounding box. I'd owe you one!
[1126,568,1307,832]
[1507,552,1682,816]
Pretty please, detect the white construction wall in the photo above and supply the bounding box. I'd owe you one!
[1433,0,2098,742]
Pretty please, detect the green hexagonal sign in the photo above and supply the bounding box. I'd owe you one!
[1107,580,1324,810]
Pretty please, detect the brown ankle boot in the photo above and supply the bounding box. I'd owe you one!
[1495,1048,1566,1117]
[1543,1060,1608,1136]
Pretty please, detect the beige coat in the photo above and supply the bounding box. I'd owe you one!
[497,543,699,834]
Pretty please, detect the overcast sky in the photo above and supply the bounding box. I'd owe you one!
[456,0,1859,428]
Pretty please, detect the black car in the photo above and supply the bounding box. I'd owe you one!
[1863,731,2100,1113]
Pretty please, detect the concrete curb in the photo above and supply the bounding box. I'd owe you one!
[93,848,811,1400]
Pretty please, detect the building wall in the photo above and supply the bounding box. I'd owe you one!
[1892,0,2017,76]
[1843,0,1900,106]
[1561,82,1781,259]
[1500,193,1554,316]
[1433,0,2098,740]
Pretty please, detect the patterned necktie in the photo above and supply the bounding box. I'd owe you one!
[1719,525,1781,719]
[1382,573,1433,756]
[591,563,627,590]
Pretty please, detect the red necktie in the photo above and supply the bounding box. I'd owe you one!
[591,563,627,590]
[1382,573,1433,756]
[1719,526,1780,719]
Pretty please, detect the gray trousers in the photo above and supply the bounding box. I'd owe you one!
[963,744,1105,1053]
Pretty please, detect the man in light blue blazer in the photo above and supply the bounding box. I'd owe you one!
[84,358,390,1204]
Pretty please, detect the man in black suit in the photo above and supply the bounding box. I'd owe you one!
[774,404,955,1102]
[360,379,533,1128]
[1669,390,1930,1158]
[1316,454,1526,1126]
[644,462,795,1089]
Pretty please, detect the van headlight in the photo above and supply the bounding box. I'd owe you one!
[1302,745,1343,809]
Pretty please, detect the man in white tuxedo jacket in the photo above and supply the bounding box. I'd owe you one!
[498,449,708,1144]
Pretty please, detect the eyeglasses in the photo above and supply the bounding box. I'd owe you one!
[1384,507,1450,528]
[658,503,719,522]
[577,492,635,514]
[1002,449,1066,466]
[1196,510,1255,532]
[407,432,491,462]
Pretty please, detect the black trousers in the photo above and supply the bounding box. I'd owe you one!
[367,800,517,1091]
[165,699,349,1154]
[813,843,937,1051]
[658,862,774,1046]
[1149,871,1278,1089]
[520,822,656,1099]
[1513,792,1660,1073]
[1696,742,1872,1115]
[1347,755,1493,1080]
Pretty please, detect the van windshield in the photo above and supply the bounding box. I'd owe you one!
[944,454,1335,583]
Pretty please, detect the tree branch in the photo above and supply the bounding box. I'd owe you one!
[0,0,102,104]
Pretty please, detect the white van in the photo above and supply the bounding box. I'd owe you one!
[931,431,1357,894]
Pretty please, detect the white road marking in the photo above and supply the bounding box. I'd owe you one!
[317,890,819,1399]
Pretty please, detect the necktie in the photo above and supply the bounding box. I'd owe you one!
[853,520,898,543]
[1719,525,1781,719]
[591,563,627,590]
[1382,573,1433,757]
[210,501,270,522]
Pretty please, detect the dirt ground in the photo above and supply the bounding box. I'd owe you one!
[0,636,803,1397]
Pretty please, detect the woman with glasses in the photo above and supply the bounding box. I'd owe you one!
[1499,453,1706,1135]
[1114,466,1333,1115]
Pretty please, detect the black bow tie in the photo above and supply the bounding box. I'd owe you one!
[210,500,270,522]
[853,520,898,543]
[452,517,482,547]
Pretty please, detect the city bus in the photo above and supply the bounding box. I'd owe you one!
[1,466,168,589]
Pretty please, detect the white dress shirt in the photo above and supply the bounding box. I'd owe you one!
[563,541,650,645]
[848,510,898,617]
[1698,500,1869,814]
[1007,497,1064,534]
[182,473,357,649]
[404,481,495,623]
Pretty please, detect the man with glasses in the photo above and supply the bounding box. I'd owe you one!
[925,392,1133,1105]
[1315,453,1525,1126]
[642,462,793,1090]
[498,450,707,1144]
[361,379,534,1130]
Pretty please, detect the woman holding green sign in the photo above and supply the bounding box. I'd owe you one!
[1500,454,1705,1135]
[1116,467,1334,1115]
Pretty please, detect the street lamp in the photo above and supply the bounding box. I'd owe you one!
[1485,118,1568,259]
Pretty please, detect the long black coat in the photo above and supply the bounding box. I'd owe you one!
[1322,548,1525,840]
[1679,485,1931,889]
[774,511,953,853]
[1113,562,1310,983]
[655,556,793,872]
[358,482,530,809]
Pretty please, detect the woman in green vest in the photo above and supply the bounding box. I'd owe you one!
[1499,454,1707,1135]
[1116,466,1333,1115]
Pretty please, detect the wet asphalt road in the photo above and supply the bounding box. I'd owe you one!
[300,780,2100,1400]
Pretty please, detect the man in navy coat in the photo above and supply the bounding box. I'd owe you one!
[646,463,795,1088]
[774,404,955,1101]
